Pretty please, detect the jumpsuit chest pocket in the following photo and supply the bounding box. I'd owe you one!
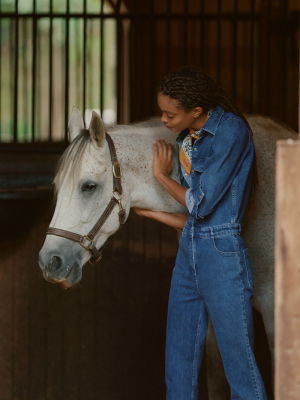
[192,133,214,173]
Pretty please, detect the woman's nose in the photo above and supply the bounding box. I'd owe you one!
[161,114,167,123]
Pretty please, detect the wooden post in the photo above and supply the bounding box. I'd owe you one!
[275,140,300,399]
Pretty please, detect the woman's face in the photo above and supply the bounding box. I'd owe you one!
[157,91,202,133]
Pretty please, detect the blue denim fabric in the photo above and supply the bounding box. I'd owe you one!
[167,107,267,399]
[166,222,267,400]
[177,105,254,226]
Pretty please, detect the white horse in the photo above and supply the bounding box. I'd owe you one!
[39,108,297,399]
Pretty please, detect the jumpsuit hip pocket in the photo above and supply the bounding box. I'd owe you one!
[211,234,239,257]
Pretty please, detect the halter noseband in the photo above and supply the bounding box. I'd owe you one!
[46,132,126,265]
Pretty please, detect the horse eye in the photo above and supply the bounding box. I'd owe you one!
[82,182,97,192]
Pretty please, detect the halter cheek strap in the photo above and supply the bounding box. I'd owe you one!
[46,132,126,265]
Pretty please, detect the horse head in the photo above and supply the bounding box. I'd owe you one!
[39,107,130,288]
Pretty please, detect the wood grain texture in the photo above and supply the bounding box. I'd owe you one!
[275,140,300,399]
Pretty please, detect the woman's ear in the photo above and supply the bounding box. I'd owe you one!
[89,110,106,147]
[68,107,85,142]
[193,107,203,118]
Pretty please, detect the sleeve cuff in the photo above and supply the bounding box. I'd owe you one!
[185,188,195,214]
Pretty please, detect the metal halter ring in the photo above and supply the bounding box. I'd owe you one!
[113,163,122,179]
[80,235,94,250]
[89,254,102,265]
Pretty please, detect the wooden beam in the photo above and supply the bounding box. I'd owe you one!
[275,140,300,399]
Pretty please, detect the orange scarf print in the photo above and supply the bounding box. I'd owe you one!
[179,128,200,175]
[179,110,212,175]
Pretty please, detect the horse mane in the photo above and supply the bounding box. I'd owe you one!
[54,118,163,194]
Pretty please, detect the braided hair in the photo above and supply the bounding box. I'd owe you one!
[159,66,257,195]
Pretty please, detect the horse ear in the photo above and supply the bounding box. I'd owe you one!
[89,110,106,147]
[68,107,85,142]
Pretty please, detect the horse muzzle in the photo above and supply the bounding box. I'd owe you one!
[39,250,83,289]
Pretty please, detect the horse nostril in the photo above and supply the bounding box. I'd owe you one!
[50,255,63,273]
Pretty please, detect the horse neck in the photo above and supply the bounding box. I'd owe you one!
[111,126,184,213]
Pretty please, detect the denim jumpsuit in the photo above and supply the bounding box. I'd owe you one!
[165,106,267,400]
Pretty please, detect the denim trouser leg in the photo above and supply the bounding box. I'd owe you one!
[165,224,267,400]
[165,235,208,400]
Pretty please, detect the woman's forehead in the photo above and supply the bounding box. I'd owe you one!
[157,92,180,113]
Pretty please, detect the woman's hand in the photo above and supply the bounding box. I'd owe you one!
[153,138,174,179]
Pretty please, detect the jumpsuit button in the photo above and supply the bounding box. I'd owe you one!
[194,148,197,151]
[192,170,194,172]
[199,195,201,198]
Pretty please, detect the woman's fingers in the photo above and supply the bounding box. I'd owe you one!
[153,141,158,156]
[153,138,174,178]
[155,138,168,156]
[167,142,173,159]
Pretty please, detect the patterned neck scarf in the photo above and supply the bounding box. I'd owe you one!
[179,109,213,175]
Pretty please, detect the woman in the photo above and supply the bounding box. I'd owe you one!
[134,66,267,400]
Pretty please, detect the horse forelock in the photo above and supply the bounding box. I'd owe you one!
[55,129,91,194]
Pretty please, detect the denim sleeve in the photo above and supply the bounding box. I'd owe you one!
[189,118,252,219]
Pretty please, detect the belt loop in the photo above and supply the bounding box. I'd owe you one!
[238,223,242,234]
[210,227,214,239]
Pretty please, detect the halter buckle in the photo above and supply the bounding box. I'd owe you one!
[113,163,122,179]
[118,199,124,213]
[80,235,94,250]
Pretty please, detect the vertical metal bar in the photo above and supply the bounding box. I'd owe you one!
[83,0,87,125]
[259,0,269,115]
[232,0,238,102]
[0,5,2,142]
[31,0,37,141]
[37,16,41,142]
[10,15,14,140]
[0,1,2,141]
[167,0,171,71]
[183,0,188,65]
[13,0,19,142]
[150,0,156,115]
[75,19,80,108]
[200,0,205,68]
[23,19,29,139]
[49,0,53,141]
[65,0,70,137]
[299,20,300,136]
[266,0,271,115]
[282,0,288,122]
[250,0,255,113]
[217,0,222,85]
[116,0,122,13]
[131,0,137,121]
[64,0,70,139]
[116,5,121,122]
[100,0,104,116]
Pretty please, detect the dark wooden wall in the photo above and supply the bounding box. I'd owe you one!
[0,205,274,400]
[0,204,179,400]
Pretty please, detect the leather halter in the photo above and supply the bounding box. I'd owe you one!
[46,133,126,265]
